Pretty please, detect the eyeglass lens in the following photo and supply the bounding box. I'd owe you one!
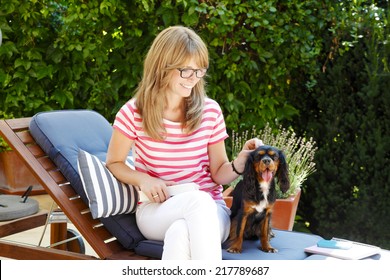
[178,68,207,78]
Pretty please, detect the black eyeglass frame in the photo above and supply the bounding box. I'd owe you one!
[177,68,208,79]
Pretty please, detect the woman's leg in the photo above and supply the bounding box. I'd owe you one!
[162,219,191,259]
[136,191,230,260]
[216,199,231,243]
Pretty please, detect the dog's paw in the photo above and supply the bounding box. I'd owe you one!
[261,247,278,253]
[227,247,242,254]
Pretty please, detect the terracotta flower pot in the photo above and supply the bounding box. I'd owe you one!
[223,186,301,231]
[0,150,45,195]
[272,189,301,231]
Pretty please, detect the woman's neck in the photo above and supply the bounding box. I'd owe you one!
[164,98,185,123]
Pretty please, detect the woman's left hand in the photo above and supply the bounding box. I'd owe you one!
[234,138,264,173]
[242,138,263,151]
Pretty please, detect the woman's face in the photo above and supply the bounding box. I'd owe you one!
[167,58,204,100]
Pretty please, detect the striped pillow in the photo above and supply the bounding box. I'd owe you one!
[77,149,138,219]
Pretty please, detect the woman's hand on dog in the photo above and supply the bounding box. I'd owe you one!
[243,138,264,151]
[234,138,264,173]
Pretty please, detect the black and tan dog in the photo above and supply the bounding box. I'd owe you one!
[227,145,290,253]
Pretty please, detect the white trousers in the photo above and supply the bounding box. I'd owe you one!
[136,190,231,260]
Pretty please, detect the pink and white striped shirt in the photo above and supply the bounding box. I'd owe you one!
[113,98,229,201]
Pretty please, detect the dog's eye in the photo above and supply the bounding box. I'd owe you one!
[267,151,279,161]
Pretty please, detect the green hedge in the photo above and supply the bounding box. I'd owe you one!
[288,3,390,249]
[1,0,329,129]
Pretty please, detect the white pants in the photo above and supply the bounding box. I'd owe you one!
[136,190,231,260]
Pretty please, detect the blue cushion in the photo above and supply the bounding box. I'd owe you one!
[135,240,164,259]
[29,110,145,250]
[133,238,390,261]
[222,230,322,260]
[134,230,321,260]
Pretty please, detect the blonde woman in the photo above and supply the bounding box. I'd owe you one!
[106,26,261,260]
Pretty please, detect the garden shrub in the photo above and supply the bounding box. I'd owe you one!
[289,2,390,249]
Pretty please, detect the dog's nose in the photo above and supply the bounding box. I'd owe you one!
[262,158,271,165]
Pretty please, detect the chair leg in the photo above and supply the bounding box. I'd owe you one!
[50,222,67,250]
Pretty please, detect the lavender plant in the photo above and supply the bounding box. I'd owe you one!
[231,123,317,198]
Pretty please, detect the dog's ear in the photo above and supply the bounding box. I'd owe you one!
[242,151,259,196]
[277,150,290,193]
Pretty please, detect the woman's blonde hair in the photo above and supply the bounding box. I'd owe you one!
[135,26,208,140]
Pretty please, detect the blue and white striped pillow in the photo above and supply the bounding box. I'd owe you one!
[77,149,138,219]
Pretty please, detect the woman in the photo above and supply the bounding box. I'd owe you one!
[106,26,261,260]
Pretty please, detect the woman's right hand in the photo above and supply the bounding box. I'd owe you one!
[139,175,171,203]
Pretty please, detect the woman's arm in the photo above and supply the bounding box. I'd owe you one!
[208,138,263,185]
[106,129,170,202]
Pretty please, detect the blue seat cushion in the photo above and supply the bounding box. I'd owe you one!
[222,230,322,260]
[134,230,322,260]
[135,240,164,259]
[29,110,145,250]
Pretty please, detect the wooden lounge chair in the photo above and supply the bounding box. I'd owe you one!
[0,115,152,260]
[0,110,322,260]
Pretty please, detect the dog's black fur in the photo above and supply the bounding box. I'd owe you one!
[227,145,290,253]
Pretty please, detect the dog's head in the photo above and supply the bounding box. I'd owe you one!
[243,145,290,193]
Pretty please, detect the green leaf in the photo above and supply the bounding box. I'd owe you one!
[269,7,277,13]
[36,65,53,80]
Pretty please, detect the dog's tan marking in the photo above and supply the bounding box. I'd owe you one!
[260,204,277,253]
[268,150,276,156]
[227,200,257,253]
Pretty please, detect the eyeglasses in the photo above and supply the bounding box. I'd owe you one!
[177,68,207,79]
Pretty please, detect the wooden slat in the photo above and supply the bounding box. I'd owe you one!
[3,117,32,131]
[68,197,91,212]
[27,143,46,157]
[0,240,97,260]
[15,130,35,144]
[37,156,57,170]
[59,183,78,198]
[48,169,68,184]
[94,226,117,242]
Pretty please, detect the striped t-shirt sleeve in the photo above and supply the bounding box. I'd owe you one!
[113,101,139,140]
[207,100,229,145]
